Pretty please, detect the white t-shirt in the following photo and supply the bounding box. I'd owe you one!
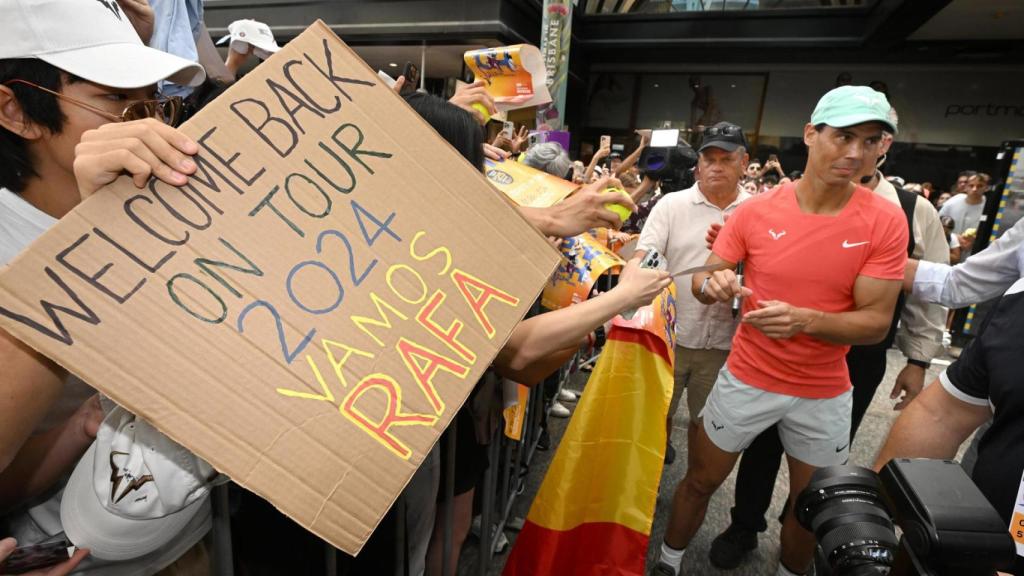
[0,189,95,431]
[636,182,749,349]
[939,193,984,235]
[0,188,211,575]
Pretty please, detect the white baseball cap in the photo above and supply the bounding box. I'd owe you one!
[60,407,221,561]
[0,0,206,89]
[217,19,281,60]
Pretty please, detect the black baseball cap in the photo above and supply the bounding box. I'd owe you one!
[698,122,748,153]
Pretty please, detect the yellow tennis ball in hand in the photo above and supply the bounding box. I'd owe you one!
[471,102,491,124]
[604,187,633,223]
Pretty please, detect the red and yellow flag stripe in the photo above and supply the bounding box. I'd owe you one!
[504,287,676,576]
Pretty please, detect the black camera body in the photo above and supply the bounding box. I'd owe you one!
[796,459,1015,576]
[637,144,697,191]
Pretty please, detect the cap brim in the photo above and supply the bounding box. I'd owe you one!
[61,442,207,561]
[823,113,898,135]
[699,140,742,153]
[246,39,281,54]
[227,38,281,54]
[39,42,206,89]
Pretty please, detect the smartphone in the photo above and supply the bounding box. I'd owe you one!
[621,249,661,320]
[600,135,611,149]
[768,153,779,163]
[502,121,515,140]
[0,539,75,574]
[376,70,398,89]
[400,62,419,95]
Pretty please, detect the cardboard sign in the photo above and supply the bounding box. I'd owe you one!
[464,45,551,112]
[483,158,578,208]
[0,21,559,555]
[541,233,623,310]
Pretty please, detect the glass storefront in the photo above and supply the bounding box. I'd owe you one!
[582,0,870,14]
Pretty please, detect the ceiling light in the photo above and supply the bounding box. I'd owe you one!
[389,62,399,67]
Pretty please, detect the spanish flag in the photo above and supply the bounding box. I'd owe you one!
[503,287,676,576]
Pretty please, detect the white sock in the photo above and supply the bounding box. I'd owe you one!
[658,541,685,574]
[777,562,802,576]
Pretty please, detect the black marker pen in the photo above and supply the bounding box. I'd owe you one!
[732,261,744,319]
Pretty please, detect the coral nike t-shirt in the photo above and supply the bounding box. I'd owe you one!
[713,182,908,398]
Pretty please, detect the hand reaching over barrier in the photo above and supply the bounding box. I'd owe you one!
[495,258,670,385]
[520,175,637,238]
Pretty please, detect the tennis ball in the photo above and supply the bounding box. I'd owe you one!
[471,102,491,124]
[604,187,633,223]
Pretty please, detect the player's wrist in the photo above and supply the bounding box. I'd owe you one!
[798,308,824,335]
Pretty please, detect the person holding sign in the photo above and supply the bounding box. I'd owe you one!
[0,0,211,572]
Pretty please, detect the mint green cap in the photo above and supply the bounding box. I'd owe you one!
[810,85,898,135]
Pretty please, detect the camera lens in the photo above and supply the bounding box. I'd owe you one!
[796,465,899,576]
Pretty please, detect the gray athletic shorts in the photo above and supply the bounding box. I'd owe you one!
[699,366,852,467]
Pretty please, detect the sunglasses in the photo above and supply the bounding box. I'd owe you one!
[4,79,183,126]
[703,125,743,138]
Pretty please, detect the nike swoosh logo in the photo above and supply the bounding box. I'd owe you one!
[835,444,849,453]
[711,421,724,431]
[842,240,869,248]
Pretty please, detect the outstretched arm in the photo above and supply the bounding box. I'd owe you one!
[495,259,670,385]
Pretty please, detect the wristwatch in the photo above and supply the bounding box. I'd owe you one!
[907,358,930,369]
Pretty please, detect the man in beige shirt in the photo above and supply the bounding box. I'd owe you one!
[636,122,751,465]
